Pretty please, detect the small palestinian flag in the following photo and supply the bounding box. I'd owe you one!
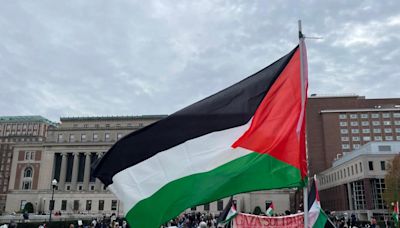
[308,176,335,228]
[93,42,308,228]
[393,201,399,226]
[218,197,238,224]
[266,202,274,216]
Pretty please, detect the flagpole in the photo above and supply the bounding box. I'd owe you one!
[298,19,309,228]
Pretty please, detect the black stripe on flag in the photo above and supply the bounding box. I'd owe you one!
[93,47,298,186]
[308,178,317,211]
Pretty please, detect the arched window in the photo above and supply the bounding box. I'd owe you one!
[22,167,33,190]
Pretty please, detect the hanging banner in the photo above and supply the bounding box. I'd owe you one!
[232,212,304,228]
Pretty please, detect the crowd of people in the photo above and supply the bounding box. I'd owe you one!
[162,212,220,228]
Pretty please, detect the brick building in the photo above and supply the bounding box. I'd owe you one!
[307,95,400,175]
[0,116,56,212]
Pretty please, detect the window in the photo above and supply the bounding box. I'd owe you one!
[355,164,358,173]
[361,121,369,126]
[111,200,117,210]
[395,121,400,125]
[362,129,370,133]
[340,129,349,134]
[339,114,347,119]
[341,137,349,141]
[374,136,382,141]
[394,113,400,118]
[350,114,358,119]
[98,200,104,211]
[191,206,196,211]
[353,144,360,149]
[385,136,393,141]
[351,166,354,175]
[93,133,98,141]
[369,161,374,171]
[25,151,35,160]
[95,124,99,128]
[69,134,75,142]
[378,146,391,152]
[106,124,110,128]
[203,203,210,211]
[340,122,348,127]
[58,134,63,142]
[217,200,224,211]
[383,113,390,118]
[397,136,400,140]
[373,128,381,133]
[352,136,360,141]
[371,113,379,118]
[351,129,359,134]
[359,162,363,172]
[22,167,33,190]
[61,200,67,210]
[371,178,386,209]
[105,133,110,141]
[383,121,391,126]
[73,200,79,210]
[380,161,386,170]
[117,133,123,140]
[81,134,87,141]
[84,124,88,128]
[342,144,350,149]
[372,121,380,126]
[351,181,366,210]
[86,200,92,211]
[395,128,400,133]
[384,128,392,133]
[350,122,358,126]
[363,136,371,141]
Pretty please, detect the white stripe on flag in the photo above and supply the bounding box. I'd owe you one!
[109,120,253,213]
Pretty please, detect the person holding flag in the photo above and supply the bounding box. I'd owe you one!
[266,202,274,216]
[393,201,399,228]
[308,176,335,228]
[217,197,238,227]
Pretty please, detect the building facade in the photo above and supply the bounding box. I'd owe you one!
[5,115,297,216]
[0,116,56,212]
[307,95,400,175]
[317,141,400,221]
[6,116,165,214]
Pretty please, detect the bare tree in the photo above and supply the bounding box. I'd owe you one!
[383,155,400,209]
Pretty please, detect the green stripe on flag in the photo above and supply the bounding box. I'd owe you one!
[313,209,328,228]
[126,152,305,228]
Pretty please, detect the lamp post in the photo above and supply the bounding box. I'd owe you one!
[49,179,58,224]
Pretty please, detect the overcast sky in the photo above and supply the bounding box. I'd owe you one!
[1,1,399,122]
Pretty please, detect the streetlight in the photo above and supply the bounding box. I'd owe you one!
[49,179,58,224]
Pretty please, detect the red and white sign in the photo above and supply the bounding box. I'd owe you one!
[233,212,304,228]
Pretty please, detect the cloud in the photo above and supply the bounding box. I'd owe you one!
[1,0,400,121]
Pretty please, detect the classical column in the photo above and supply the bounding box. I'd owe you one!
[95,152,104,191]
[71,152,80,190]
[83,152,91,191]
[58,153,68,190]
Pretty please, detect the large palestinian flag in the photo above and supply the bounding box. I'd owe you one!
[93,42,308,228]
